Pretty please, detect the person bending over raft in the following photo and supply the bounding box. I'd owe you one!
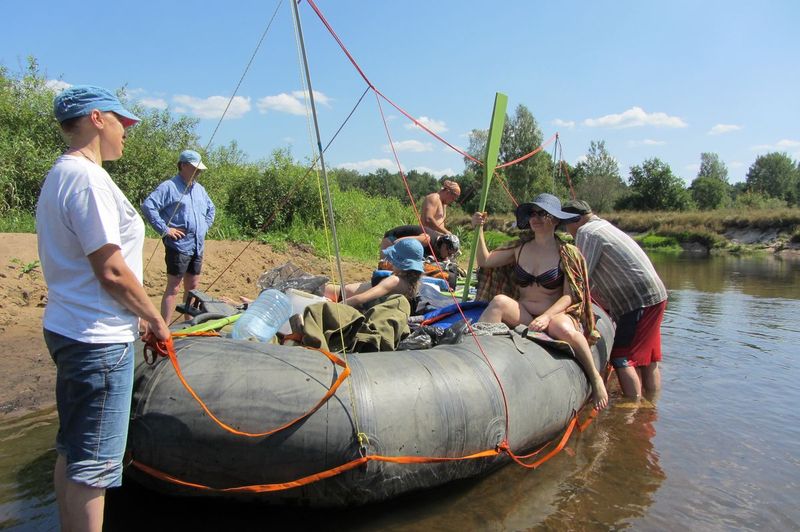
[325,238,424,311]
[471,193,609,410]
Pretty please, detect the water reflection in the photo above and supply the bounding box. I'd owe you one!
[0,408,58,530]
[651,252,800,298]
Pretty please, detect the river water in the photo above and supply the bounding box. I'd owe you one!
[2,252,799,531]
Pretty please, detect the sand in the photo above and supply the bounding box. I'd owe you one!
[0,232,373,419]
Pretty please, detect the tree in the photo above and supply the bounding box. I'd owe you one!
[464,104,553,210]
[745,152,799,204]
[697,152,729,183]
[0,58,64,214]
[617,158,691,211]
[691,175,730,210]
[572,140,626,213]
[0,58,201,214]
[690,152,731,209]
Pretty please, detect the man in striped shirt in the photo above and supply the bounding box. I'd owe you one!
[563,200,668,399]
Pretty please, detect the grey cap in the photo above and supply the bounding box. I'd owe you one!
[562,199,592,215]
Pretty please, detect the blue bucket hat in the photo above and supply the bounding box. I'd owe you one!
[178,149,207,170]
[515,193,580,229]
[383,239,424,272]
[53,85,141,127]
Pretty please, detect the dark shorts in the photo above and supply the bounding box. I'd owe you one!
[44,329,134,489]
[165,246,202,276]
[610,300,667,368]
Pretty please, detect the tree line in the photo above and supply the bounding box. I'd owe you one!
[2,59,799,237]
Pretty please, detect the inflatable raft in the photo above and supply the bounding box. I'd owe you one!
[126,306,613,507]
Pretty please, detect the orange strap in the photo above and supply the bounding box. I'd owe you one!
[130,448,500,493]
[142,334,351,438]
[129,410,589,492]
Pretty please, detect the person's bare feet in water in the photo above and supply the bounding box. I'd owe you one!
[592,377,609,411]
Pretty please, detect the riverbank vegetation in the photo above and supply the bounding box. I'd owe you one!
[3,59,800,261]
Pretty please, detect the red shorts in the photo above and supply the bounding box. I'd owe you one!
[610,300,667,368]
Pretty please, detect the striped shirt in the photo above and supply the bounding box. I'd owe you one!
[575,216,667,320]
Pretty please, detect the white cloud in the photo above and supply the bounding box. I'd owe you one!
[552,118,575,129]
[685,163,700,174]
[573,155,587,165]
[46,79,71,92]
[729,161,744,169]
[751,139,800,157]
[383,140,432,153]
[628,139,666,147]
[584,106,687,129]
[336,158,398,172]
[293,90,331,106]
[405,116,448,133]
[256,90,331,115]
[257,93,305,115]
[139,97,168,110]
[708,124,742,135]
[173,94,251,119]
[412,166,456,178]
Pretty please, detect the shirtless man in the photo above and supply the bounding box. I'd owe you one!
[421,180,461,234]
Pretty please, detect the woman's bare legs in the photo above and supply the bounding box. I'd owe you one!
[480,295,608,410]
[546,314,609,410]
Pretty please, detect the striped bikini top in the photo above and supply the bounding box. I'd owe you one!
[514,242,564,289]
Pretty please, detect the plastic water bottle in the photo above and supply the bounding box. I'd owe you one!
[231,289,291,342]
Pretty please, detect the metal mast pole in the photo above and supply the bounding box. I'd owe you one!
[291,0,349,302]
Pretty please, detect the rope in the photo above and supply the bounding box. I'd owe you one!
[290,0,367,453]
[373,91,514,442]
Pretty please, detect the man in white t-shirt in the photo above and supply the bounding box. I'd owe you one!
[36,85,169,531]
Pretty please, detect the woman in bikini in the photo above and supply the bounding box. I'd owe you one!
[472,193,608,410]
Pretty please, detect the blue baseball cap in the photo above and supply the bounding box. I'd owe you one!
[53,85,141,127]
[178,149,207,170]
[383,239,424,273]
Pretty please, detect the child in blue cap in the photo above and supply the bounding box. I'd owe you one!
[325,238,425,310]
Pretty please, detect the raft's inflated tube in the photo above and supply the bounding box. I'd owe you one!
[127,306,613,507]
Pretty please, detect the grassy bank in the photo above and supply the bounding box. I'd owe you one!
[6,205,800,259]
[448,207,800,252]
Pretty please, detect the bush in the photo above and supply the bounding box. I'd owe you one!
[225,149,320,234]
[732,191,787,210]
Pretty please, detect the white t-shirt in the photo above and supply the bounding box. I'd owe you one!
[36,155,144,343]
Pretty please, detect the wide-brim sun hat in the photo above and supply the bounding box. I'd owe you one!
[383,238,424,272]
[515,193,580,229]
[53,85,141,127]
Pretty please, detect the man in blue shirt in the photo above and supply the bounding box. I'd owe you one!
[142,150,216,322]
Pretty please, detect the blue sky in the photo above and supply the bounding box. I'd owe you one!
[2,0,798,184]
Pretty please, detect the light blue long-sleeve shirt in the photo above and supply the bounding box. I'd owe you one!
[141,175,215,256]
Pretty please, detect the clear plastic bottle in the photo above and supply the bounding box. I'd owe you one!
[230,289,291,342]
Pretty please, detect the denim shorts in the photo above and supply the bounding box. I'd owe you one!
[44,329,134,489]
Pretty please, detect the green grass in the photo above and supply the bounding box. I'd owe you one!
[635,233,682,252]
[0,210,35,232]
